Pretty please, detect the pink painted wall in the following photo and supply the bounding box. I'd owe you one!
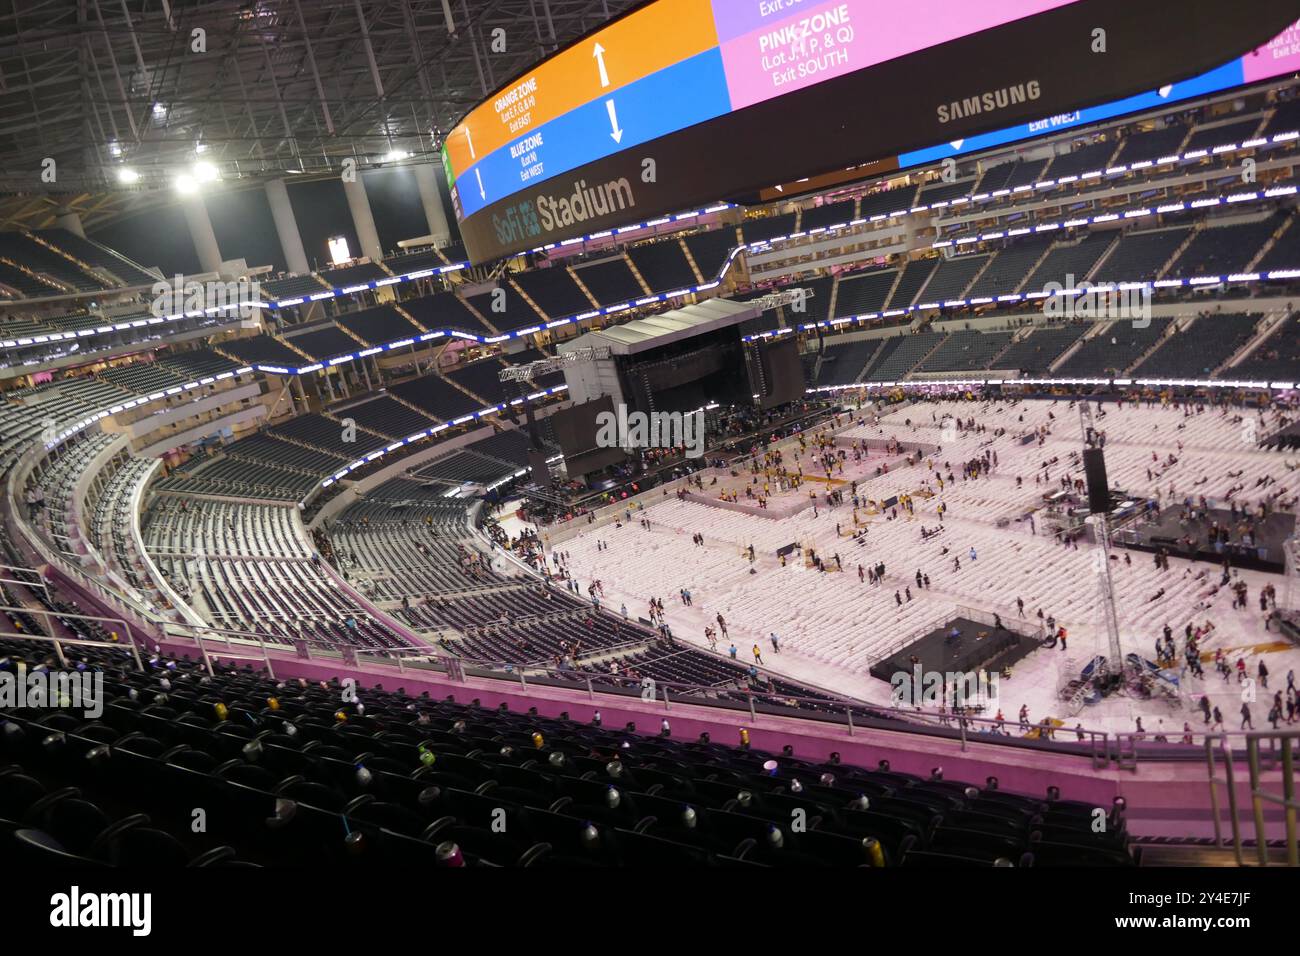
[159,634,1290,839]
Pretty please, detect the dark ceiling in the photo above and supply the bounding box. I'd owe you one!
[0,0,641,229]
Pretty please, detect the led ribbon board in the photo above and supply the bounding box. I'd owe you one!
[446,0,1300,264]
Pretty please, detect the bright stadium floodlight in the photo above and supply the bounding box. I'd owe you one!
[173,172,198,195]
[385,149,410,162]
[116,168,140,184]
[194,161,219,182]
[328,235,351,265]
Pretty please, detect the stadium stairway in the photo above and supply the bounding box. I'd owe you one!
[1156,224,1202,281]
[1006,241,1057,296]
[680,240,707,286]
[1224,309,1294,371]
[439,367,495,411]
[1047,321,1105,374]
[393,303,430,333]
[1246,214,1297,273]
[506,276,561,327]
[1124,319,1179,374]
[1076,234,1122,285]
[622,254,656,299]
[566,267,603,311]
[456,295,499,337]
[24,232,115,289]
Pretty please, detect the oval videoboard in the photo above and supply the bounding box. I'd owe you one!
[445,0,1300,264]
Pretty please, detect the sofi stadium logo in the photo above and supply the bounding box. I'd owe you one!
[937,79,1041,124]
[537,177,636,232]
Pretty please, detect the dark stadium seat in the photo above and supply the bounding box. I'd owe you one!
[0,632,1137,868]
[9,18,1300,880]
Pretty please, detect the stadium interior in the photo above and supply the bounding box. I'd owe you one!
[3,0,1300,884]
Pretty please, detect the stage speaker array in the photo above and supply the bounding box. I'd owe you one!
[528,448,553,490]
[1083,446,1111,515]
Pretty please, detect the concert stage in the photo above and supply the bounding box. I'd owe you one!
[1109,506,1296,574]
[869,615,1040,685]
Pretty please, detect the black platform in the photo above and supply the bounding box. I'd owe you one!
[1262,421,1300,451]
[869,616,1038,684]
[1109,506,1295,574]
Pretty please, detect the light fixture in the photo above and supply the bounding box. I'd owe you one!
[385,149,410,162]
[194,161,219,182]
[174,173,198,195]
[108,141,122,158]
[327,235,351,266]
[116,168,140,184]
[195,142,208,154]
[153,103,167,118]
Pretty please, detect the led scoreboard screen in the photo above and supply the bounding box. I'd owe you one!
[445,0,1300,263]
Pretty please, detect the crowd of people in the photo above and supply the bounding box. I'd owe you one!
[464,388,1300,750]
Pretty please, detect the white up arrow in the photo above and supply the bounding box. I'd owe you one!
[594,42,610,88]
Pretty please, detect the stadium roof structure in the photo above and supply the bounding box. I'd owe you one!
[0,0,638,231]
[559,298,760,356]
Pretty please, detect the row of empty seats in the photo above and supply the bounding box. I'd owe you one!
[143,498,409,649]
[0,640,1132,866]
[807,308,1279,383]
[0,228,157,299]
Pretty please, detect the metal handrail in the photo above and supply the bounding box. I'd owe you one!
[0,562,48,593]
[3,575,1295,768]
[1203,729,1300,865]
[0,604,143,672]
[152,614,1118,751]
